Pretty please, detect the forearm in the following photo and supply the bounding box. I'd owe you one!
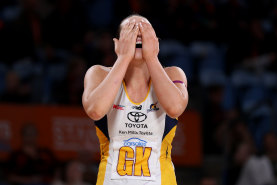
[83,58,129,120]
[145,57,188,118]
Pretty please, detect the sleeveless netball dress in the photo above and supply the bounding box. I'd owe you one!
[94,81,178,185]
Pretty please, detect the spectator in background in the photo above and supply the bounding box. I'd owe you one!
[52,160,91,185]
[6,124,56,185]
[52,57,86,105]
[77,151,98,184]
[42,0,88,50]
[235,132,277,185]
[97,31,116,67]
[1,71,31,103]
[223,119,255,185]
[264,133,277,179]
[232,142,255,185]
[65,57,87,105]
[0,0,42,64]
[83,31,115,68]
[200,177,218,185]
[202,84,226,154]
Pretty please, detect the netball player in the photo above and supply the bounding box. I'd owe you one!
[82,15,188,185]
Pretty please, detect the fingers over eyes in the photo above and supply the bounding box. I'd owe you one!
[140,22,157,39]
[121,21,137,39]
[120,20,156,41]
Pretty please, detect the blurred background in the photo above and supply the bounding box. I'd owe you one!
[0,0,277,185]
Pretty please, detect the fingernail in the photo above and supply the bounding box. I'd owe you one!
[139,22,142,27]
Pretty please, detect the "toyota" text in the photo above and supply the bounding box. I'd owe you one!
[125,123,148,128]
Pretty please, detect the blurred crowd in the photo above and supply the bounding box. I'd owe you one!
[0,0,277,185]
[0,124,97,185]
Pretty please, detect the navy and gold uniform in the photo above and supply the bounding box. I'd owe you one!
[95,81,178,185]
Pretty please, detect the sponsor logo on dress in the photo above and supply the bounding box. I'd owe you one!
[125,123,148,128]
[113,104,125,110]
[127,112,147,122]
[132,105,142,110]
[123,137,147,147]
[147,102,159,113]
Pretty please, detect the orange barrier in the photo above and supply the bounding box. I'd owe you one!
[0,104,202,166]
[172,111,203,166]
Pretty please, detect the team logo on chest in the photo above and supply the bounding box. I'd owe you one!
[127,112,147,122]
[147,102,159,113]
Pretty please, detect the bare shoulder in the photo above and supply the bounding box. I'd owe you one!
[85,65,110,78]
[164,66,187,83]
[84,65,111,86]
[86,65,110,74]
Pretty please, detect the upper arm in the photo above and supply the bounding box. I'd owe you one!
[82,65,108,105]
[165,66,188,98]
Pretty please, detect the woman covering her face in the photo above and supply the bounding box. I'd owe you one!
[82,14,188,185]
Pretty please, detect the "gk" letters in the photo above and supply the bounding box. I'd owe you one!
[117,146,152,177]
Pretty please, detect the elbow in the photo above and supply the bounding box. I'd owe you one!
[87,107,105,120]
[166,99,188,118]
[83,101,105,121]
[87,108,104,121]
[166,107,183,119]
